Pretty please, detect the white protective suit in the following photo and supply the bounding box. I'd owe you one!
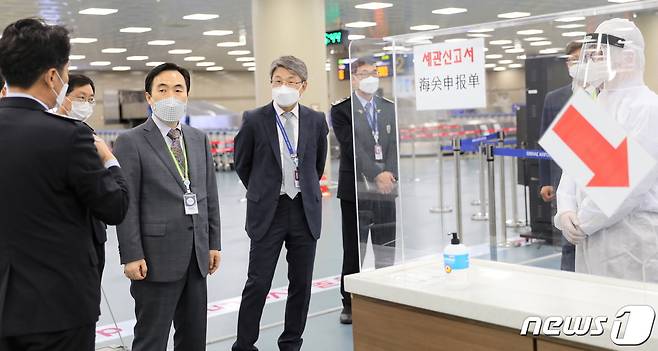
[555,18,658,282]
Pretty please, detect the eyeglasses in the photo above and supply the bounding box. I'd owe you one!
[271,80,304,88]
[354,71,378,79]
[71,96,96,105]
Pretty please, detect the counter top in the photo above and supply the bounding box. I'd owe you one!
[345,257,658,350]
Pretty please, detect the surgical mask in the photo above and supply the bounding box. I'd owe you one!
[568,64,579,79]
[151,97,187,123]
[359,76,379,95]
[272,85,301,108]
[51,71,68,110]
[69,100,94,122]
[584,61,616,88]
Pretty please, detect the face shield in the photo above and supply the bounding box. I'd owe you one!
[573,33,625,92]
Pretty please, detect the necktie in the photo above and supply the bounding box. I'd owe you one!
[365,102,376,133]
[167,128,186,179]
[281,112,298,199]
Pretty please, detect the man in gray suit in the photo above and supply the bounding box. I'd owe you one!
[114,63,221,351]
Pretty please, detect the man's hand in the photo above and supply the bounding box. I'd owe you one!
[540,186,556,202]
[375,171,396,194]
[209,250,221,275]
[124,259,148,280]
[94,135,117,165]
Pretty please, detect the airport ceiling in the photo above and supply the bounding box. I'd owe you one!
[0,0,650,73]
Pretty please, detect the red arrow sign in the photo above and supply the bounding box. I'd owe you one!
[553,105,629,187]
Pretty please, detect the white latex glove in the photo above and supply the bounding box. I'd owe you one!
[560,211,587,245]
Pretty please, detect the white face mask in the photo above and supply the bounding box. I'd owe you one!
[272,85,301,108]
[584,61,616,89]
[51,71,69,110]
[69,100,94,122]
[568,64,579,79]
[152,96,187,123]
[358,76,379,95]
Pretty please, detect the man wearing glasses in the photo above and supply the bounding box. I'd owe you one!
[232,56,329,351]
[330,57,398,324]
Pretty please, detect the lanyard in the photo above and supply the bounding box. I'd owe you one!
[274,113,298,166]
[167,140,190,191]
[365,102,379,143]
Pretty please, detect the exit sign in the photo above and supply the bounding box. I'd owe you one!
[326,30,347,46]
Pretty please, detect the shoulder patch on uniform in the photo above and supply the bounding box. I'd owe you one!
[332,97,350,106]
[43,110,80,123]
[380,96,394,104]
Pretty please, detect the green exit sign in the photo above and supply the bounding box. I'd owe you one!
[326,30,347,46]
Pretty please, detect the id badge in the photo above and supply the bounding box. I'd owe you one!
[294,169,300,188]
[374,144,384,161]
[184,193,199,215]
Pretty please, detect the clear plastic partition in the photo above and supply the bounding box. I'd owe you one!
[349,0,658,291]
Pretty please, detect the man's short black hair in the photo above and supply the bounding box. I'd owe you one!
[566,41,583,56]
[145,63,191,95]
[351,57,378,75]
[66,74,95,95]
[0,18,70,89]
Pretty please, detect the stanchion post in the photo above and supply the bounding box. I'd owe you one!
[471,143,488,221]
[430,140,453,214]
[452,137,464,241]
[410,126,420,182]
[506,157,525,228]
[486,145,498,261]
[497,132,511,247]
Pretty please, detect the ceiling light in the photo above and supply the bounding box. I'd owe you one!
[90,61,111,66]
[68,66,78,70]
[517,29,543,35]
[206,66,224,71]
[69,55,86,60]
[530,41,552,46]
[608,0,640,3]
[236,57,255,62]
[242,62,256,67]
[498,12,531,19]
[196,62,215,67]
[148,40,175,46]
[555,16,585,23]
[184,56,206,61]
[486,54,503,59]
[382,45,410,51]
[247,67,256,72]
[127,56,149,61]
[101,48,127,53]
[509,63,523,68]
[168,49,192,54]
[505,48,525,53]
[348,34,366,40]
[355,2,393,10]
[469,28,494,33]
[203,30,233,36]
[120,27,152,33]
[217,41,244,47]
[432,7,468,15]
[494,67,507,71]
[562,31,587,37]
[345,21,377,28]
[556,24,585,29]
[445,38,467,43]
[410,25,440,31]
[79,8,118,15]
[112,66,131,71]
[499,60,513,64]
[407,36,432,44]
[539,48,561,54]
[485,63,496,68]
[524,37,547,42]
[489,40,512,45]
[483,48,489,52]
[146,62,165,67]
[517,55,527,60]
[468,33,492,38]
[70,38,98,44]
[502,45,515,49]
[227,50,251,55]
[183,14,219,21]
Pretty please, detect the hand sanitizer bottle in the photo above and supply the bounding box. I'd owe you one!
[443,233,470,288]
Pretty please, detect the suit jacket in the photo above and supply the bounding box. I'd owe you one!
[330,94,398,202]
[539,84,572,189]
[234,102,328,241]
[114,118,221,283]
[0,97,129,336]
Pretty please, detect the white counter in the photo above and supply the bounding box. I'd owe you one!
[345,257,658,350]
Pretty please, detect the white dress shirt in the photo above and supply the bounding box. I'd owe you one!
[355,92,375,117]
[273,102,300,195]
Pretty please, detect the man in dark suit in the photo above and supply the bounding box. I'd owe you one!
[539,41,582,272]
[0,18,129,351]
[330,57,399,324]
[114,63,222,351]
[232,56,328,351]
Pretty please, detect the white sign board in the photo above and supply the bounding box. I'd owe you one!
[539,89,657,217]
[413,38,486,111]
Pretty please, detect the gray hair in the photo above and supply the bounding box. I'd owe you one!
[270,55,308,82]
[350,57,377,75]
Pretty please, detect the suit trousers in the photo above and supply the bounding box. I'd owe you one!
[233,194,317,351]
[130,251,207,351]
[339,200,359,308]
[358,198,396,269]
[0,324,94,351]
